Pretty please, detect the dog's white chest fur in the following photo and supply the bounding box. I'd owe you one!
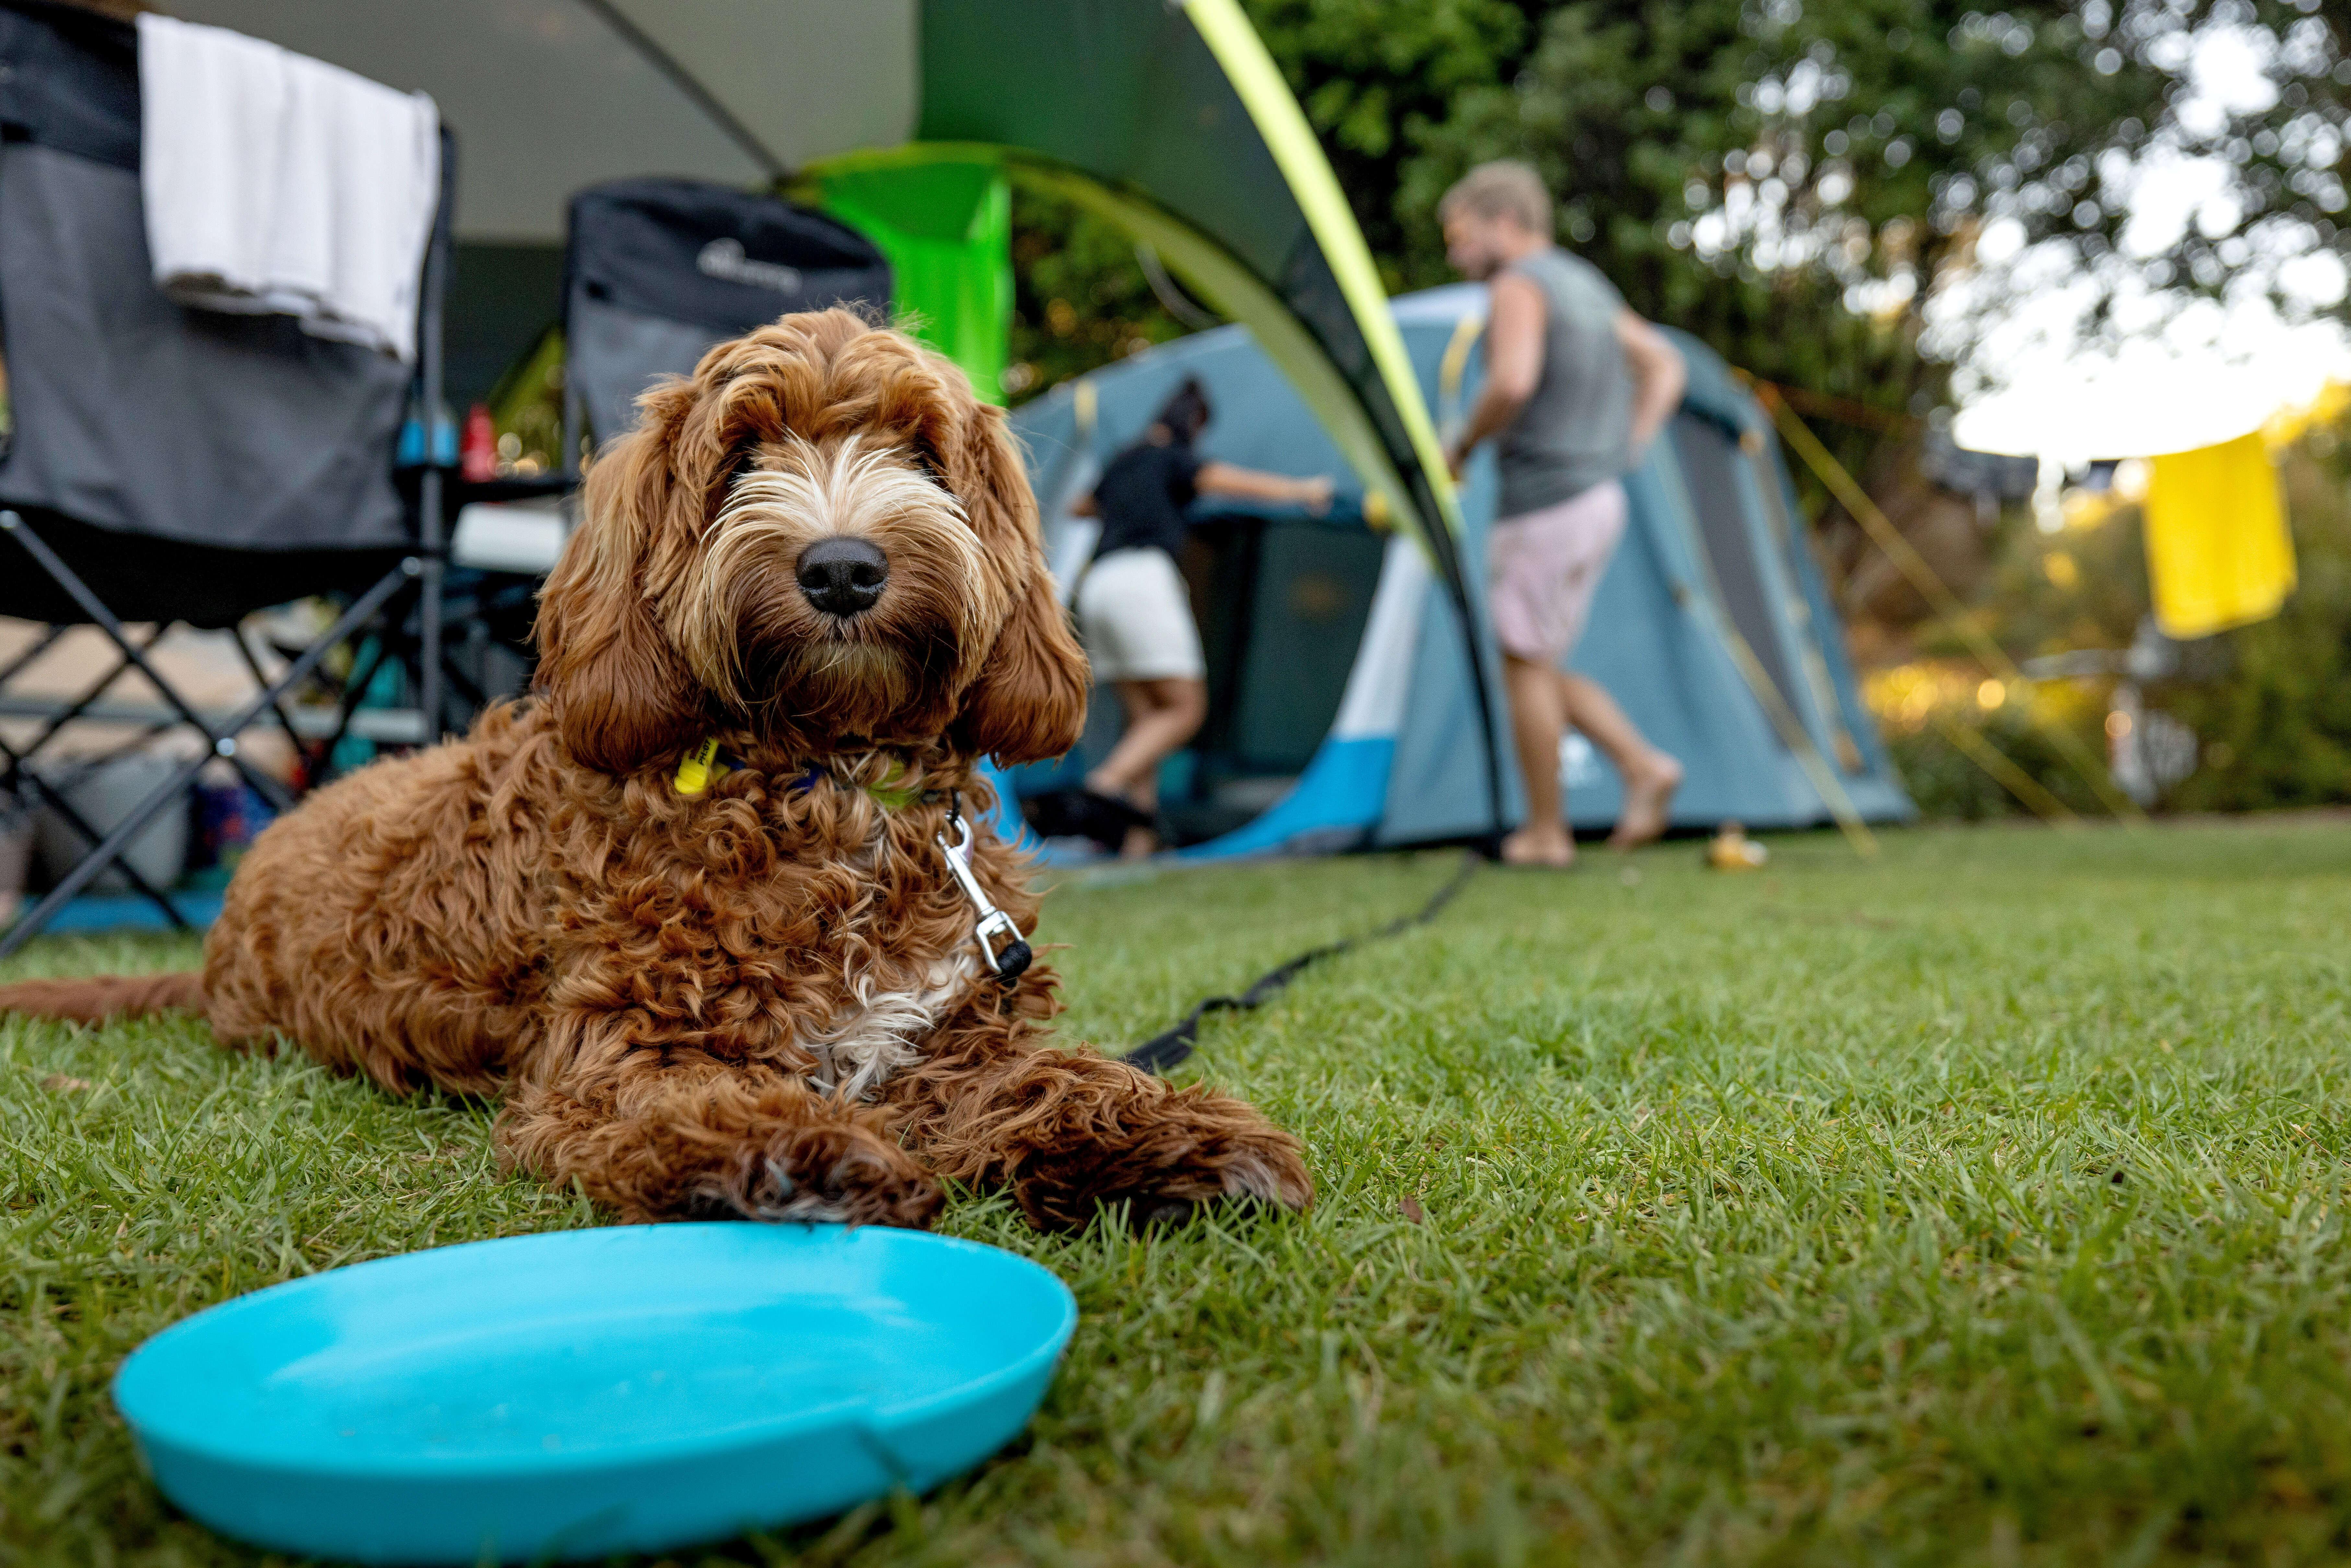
[796,949,979,1099]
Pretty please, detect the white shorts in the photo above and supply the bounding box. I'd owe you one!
[1076,547,1205,683]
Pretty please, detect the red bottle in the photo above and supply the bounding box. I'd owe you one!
[460,402,498,483]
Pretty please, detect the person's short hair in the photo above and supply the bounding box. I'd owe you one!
[1152,377,1212,446]
[1438,160,1553,237]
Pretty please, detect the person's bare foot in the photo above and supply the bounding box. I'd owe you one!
[1500,824,1576,867]
[1118,823,1160,860]
[1609,753,1684,851]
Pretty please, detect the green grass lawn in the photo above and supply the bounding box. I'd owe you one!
[5,821,2350,1567]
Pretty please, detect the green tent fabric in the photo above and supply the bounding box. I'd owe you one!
[810,160,1012,404]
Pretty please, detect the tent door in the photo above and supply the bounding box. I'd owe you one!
[1160,514,1385,845]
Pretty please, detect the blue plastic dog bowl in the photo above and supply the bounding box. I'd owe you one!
[112,1224,1076,1563]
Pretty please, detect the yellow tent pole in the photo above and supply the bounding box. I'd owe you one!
[1712,616,1881,857]
[1756,386,2145,823]
[1182,0,1461,537]
[1925,710,2081,825]
[1437,314,1483,443]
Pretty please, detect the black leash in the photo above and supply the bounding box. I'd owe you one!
[1121,850,1483,1074]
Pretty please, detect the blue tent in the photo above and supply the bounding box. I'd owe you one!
[1007,283,1912,856]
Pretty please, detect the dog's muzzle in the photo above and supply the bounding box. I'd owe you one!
[796,535,888,617]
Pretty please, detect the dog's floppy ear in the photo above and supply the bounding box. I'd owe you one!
[946,403,1090,765]
[535,404,705,775]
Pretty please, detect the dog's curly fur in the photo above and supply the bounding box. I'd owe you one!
[0,310,1313,1231]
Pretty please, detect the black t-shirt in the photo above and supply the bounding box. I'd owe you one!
[1091,441,1203,558]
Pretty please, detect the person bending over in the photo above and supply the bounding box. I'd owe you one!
[1440,160,1688,867]
[1073,379,1333,858]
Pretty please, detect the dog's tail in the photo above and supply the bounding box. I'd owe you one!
[0,972,206,1023]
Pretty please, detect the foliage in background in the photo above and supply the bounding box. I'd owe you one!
[1867,415,2351,817]
[1873,490,2145,818]
[1254,0,2350,487]
[1005,209,1192,401]
[1873,669,2121,819]
[1961,481,2155,656]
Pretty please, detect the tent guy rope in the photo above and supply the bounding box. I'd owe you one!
[1754,383,2144,823]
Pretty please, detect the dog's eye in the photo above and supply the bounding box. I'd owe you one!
[718,434,767,494]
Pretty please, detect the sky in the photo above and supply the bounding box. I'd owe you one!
[1945,14,2351,459]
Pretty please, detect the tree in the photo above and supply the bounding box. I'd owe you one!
[1006,0,2351,696]
[1017,3,2347,471]
[1005,205,1190,401]
[1269,2,2344,385]
[1268,1,2351,651]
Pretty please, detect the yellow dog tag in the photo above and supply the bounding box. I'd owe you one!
[673,738,729,796]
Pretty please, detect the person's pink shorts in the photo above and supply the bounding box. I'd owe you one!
[1485,479,1628,664]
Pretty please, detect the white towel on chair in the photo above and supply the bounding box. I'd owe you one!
[135,14,437,362]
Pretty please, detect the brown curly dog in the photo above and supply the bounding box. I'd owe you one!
[0,308,1313,1232]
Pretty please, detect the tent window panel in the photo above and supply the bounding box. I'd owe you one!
[1745,441,1867,773]
[1673,412,1801,718]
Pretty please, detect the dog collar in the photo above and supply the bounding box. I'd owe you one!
[672,738,738,796]
[672,743,1028,983]
[672,739,935,811]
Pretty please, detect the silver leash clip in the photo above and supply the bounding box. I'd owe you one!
[937,813,1032,981]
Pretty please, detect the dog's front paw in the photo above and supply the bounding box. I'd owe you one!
[1018,1113,1315,1232]
[1126,1125,1316,1229]
[710,1123,945,1229]
[1206,1130,1316,1211]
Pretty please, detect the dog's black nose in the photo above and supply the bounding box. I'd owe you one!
[795,535,889,617]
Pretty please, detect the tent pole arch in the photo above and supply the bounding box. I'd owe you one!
[814,141,1509,843]
[1181,0,1459,523]
[1181,0,1505,841]
[1012,160,1507,845]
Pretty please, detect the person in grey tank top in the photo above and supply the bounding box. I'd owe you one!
[1439,160,1688,868]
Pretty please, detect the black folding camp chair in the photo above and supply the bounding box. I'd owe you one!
[0,0,455,958]
[560,177,893,462]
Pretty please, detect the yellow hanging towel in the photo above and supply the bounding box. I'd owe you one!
[2143,432,2296,639]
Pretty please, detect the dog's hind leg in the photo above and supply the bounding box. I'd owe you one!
[879,1011,1314,1233]
[498,1057,943,1228]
